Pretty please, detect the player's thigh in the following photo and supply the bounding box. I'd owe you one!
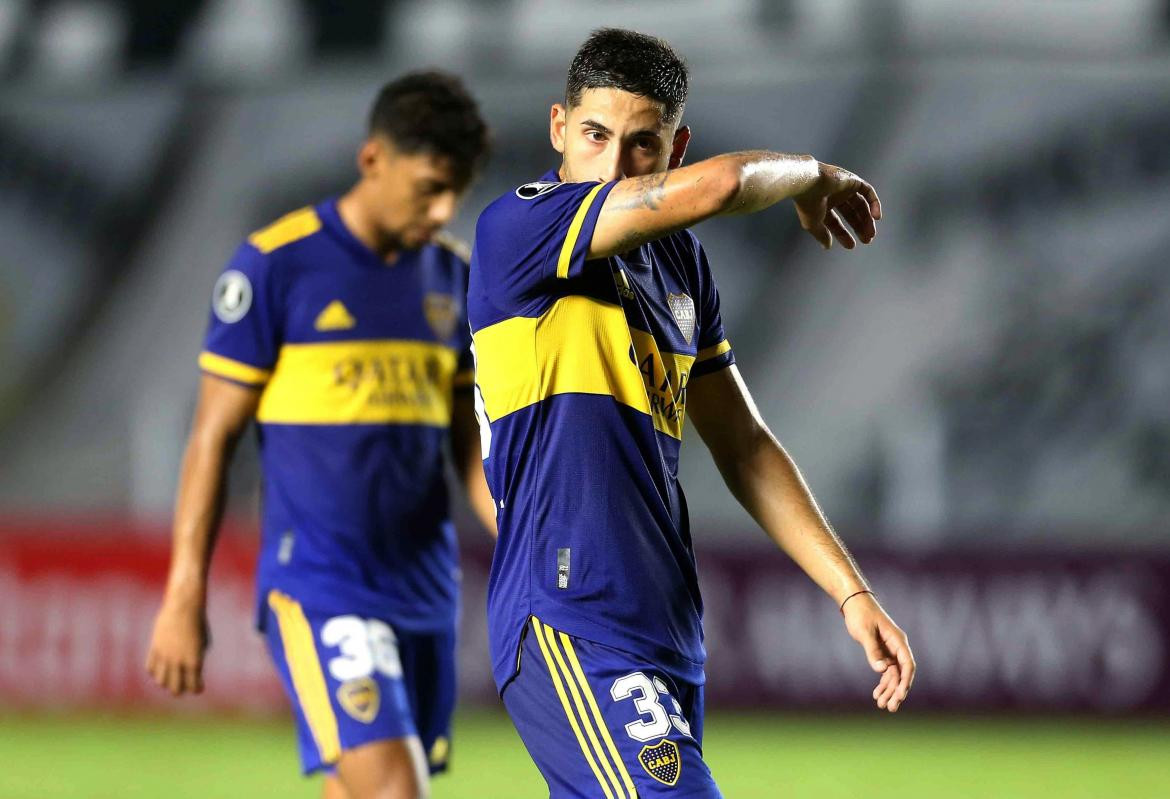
[396,627,457,774]
[503,617,721,799]
[263,590,422,777]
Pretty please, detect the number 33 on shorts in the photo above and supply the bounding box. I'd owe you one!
[504,618,723,798]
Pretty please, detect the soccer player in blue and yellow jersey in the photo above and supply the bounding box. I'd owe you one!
[469,29,917,797]
[146,72,495,799]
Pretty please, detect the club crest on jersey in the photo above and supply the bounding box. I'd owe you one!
[212,270,252,323]
[337,676,380,723]
[515,181,560,200]
[638,739,681,786]
[666,293,695,344]
[424,293,457,340]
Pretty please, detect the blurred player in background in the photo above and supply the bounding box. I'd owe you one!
[146,71,494,799]
[469,28,916,797]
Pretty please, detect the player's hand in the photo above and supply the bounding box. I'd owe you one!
[794,163,882,250]
[841,592,915,712]
[145,596,210,697]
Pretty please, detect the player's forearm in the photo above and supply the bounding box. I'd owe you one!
[592,152,820,257]
[718,151,821,216]
[463,466,498,538]
[716,426,869,604]
[162,434,233,606]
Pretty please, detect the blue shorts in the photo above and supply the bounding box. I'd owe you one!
[263,589,455,776]
[502,617,722,798]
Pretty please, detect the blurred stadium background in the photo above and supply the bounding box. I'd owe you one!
[2,0,1169,796]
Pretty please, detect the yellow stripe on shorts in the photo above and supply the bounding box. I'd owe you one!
[268,590,341,764]
[530,618,623,799]
[558,631,639,797]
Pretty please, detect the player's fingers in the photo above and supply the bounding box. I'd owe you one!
[804,219,832,250]
[876,665,900,709]
[179,663,196,695]
[872,665,897,701]
[147,654,169,689]
[188,661,205,695]
[893,637,916,699]
[825,209,855,250]
[859,632,892,673]
[844,193,876,243]
[833,196,869,245]
[165,662,185,696]
[857,179,882,220]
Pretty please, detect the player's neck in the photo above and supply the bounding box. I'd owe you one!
[336,188,402,264]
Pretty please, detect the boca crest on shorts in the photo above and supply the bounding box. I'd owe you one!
[502,618,723,798]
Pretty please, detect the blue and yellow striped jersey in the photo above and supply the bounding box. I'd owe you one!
[200,198,474,633]
[468,171,735,690]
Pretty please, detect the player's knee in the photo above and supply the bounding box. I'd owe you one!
[336,738,429,799]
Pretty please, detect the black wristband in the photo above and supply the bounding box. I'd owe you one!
[839,589,874,613]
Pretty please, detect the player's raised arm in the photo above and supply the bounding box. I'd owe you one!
[686,364,915,713]
[589,152,882,258]
[146,375,259,696]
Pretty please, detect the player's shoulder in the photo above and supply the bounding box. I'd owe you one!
[477,178,589,232]
[430,230,471,266]
[245,205,325,256]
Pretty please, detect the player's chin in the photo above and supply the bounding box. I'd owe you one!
[405,227,440,248]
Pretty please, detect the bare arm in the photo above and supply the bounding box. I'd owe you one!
[451,391,497,538]
[145,374,260,696]
[687,365,915,712]
[589,152,882,258]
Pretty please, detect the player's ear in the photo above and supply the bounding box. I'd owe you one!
[550,104,568,155]
[668,125,691,170]
[357,138,382,178]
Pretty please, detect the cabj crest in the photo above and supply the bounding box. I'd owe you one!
[336,676,380,723]
[666,293,695,345]
[638,739,681,786]
[424,293,457,340]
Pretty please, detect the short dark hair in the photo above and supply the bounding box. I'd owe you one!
[368,70,490,184]
[566,28,688,122]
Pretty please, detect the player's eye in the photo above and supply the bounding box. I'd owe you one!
[584,129,607,143]
[635,138,659,153]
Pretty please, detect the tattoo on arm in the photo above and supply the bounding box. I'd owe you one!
[609,172,670,211]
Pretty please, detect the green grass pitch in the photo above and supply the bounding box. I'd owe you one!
[1,711,1167,798]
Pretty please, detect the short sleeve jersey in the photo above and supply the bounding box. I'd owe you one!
[200,199,474,632]
[468,171,735,690]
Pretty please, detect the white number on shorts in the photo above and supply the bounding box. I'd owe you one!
[610,672,673,742]
[320,616,403,681]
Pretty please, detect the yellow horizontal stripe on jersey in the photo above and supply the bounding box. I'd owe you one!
[256,339,458,425]
[472,294,651,426]
[696,339,731,362]
[556,183,607,279]
[267,590,341,764]
[199,351,272,385]
[248,207,322,254]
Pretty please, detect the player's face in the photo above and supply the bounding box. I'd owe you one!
[360,136,466,248]
[551,88,689,183]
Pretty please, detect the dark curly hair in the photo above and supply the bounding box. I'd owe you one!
[368,70,490,184]
[566,28,688,122]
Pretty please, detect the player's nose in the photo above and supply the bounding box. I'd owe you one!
[596,146,625,183]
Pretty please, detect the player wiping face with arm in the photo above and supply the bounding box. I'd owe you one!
[548,41,912,714]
